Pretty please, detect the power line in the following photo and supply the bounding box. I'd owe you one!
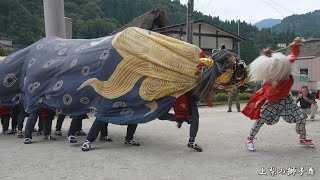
[262,0,286,17]
[194,0,200,7]
[267,0,296,14]
[203,0,215,14]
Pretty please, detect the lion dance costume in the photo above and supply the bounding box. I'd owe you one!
[0,27,247,151]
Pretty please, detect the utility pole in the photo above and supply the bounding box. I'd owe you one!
[43,0,66,38]
[186,0,194,44]
[237,20,240,57]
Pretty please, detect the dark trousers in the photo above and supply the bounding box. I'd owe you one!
[24,112,38,139]
[40,116,54,136]
[24,112,54,139]
[158,112,176,121]
[67,116,83,136]
[125,124,138,141]
[57,114,85,132]
[38,118,43,132]
[100,123,109,138]
[1,114,11,131]
[11,106,19,130]
[55,114,65,131]
[17,105,29,131]
[188,94,199,143]
[78,118,83,131]
[86,119,136,142]
[159,93,199,143]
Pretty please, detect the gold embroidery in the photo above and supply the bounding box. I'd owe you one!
[78,27,200,100]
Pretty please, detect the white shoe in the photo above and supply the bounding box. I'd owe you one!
[67,135,77,143]
[246,138,255,151]
[81,140,92,151]
[55,130,62,136]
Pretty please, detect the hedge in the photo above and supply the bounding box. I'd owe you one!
[212,92,253,102]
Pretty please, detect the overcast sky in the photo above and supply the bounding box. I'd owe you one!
[179,0,320,23]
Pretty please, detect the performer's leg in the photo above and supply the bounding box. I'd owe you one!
[55,114,65,135]
[1,114,11,134]
[68,116,82,136]
[37,117,43,134]
[100,123,108,137]
[310,103,318,119]
[235,92,241,112]
[79,118,83,131]
[11,106,19,131]
[281,96,307,140]
[67,116,82,143]
[248,120,265,140]
[86,119,106,142]
[81,119,106,151]
[75,114,87,136]
[100,123,112,142]
[246,99,283,151]
[186,94,202,152]
[17,105,28,131]
[295,117,306,140]
[158,112,176,122]
[17,105,28,138]
[24,112,38,144]
[42,115,55,140]
[227,92,232,112]
[189,99,199,143]
[125,124,140,146]
[300,108,310,119]
[246,120,264,151]
[158,112,184,128]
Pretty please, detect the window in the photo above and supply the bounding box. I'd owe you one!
[299,68,309,82]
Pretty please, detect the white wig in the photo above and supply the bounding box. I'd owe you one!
[249,53,292,82]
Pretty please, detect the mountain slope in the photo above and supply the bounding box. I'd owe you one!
[272,10,320,38]
[255,18,281,30]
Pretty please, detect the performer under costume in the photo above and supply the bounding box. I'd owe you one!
[242,37,315,151]
[0,106,13,134]
[0,27,247,151]
[23,107,56,144]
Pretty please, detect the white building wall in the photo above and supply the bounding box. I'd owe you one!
[160,22,237,51]
[0,39,12,46]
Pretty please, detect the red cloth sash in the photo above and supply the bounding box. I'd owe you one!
[242,76,293,120]
[173,94,191,120]
[0,106,12,115]
[39,108,55,117]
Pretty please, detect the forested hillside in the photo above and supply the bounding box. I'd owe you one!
[1,0,315,63]
[272,10,320,38]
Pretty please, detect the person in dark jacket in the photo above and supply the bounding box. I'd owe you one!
[296,86,318,121]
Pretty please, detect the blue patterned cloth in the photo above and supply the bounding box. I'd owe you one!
[0,28,202,124]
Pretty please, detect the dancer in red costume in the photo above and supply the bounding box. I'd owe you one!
[242,37,315,151]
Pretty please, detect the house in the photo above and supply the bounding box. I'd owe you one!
[111,9,246,55]
[0,37,14,50]
[154,20,246,55]
[286,39,320,96]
